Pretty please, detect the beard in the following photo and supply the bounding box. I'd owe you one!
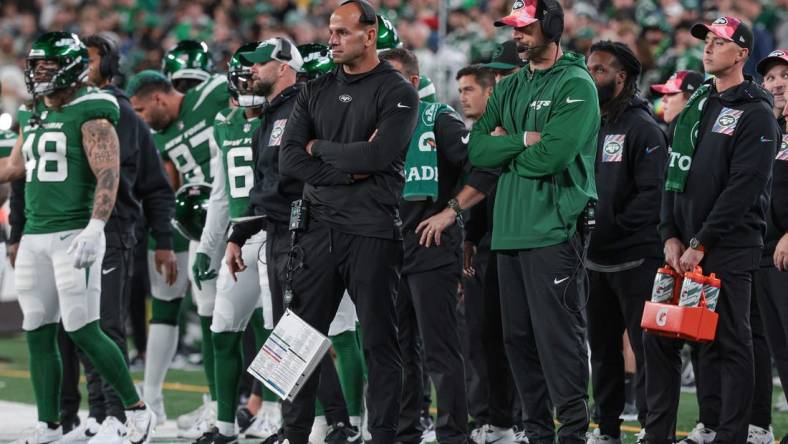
[596,80,616,106]
[517,42,549,63]
[252,78,274,98]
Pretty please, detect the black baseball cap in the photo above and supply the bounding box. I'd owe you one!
[690,16,753,53]
[481,40,525,71]
[650,70,705,95]
[757,48,788,76]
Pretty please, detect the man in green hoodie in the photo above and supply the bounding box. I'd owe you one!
[467,0,599,442]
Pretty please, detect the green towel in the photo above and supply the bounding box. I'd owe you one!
[665,84,710,192]
[403,101,456,201]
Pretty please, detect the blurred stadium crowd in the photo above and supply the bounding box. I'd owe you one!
[0,0,786,128]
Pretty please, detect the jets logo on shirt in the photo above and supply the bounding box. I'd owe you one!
[269,119,287,146]
[338,94,352,103]
[777,135,788,162]
[529,100,551,111]
[422,103,439,126]
[601,134,625,162]
[712,107,743,136]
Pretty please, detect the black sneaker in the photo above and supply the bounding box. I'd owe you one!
[194,427,218,444]
[236,407,256,434]
[325,422,361,444]
[212,432,239,444]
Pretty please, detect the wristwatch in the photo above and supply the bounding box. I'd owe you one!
[689,237,704,252]
[447,198,464,227]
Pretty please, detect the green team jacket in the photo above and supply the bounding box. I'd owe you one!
[469,51,600,250]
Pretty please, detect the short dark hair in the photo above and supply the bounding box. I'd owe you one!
[126,70,173,98]
[456,65,496,90]
[379,48,420,77]
[340,0,378,26]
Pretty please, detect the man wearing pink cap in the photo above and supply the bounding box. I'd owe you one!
[749,48,788,444]
[645,15,781,444]
[468,0,600,443]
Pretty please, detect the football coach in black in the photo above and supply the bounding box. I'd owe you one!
[277,0,419,443]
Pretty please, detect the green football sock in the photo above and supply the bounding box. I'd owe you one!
[315,399,325,417]
[213,331,243,423]
[199,316,217,400]
[331,331,364,416]
[354,323,368,381]
[248,308,278,402]
[27,323,62,423]
[68,321,140,406]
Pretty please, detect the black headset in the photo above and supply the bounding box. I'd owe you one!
[537,0,564,43]
[86,34,120,80]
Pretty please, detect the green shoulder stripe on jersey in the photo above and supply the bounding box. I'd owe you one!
[65,91,119,109]
[193,75,227,111]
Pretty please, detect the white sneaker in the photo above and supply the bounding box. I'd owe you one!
[245,406,281,439]
[145,396,167,427]
[177,394,212,430]
[61,418,101,443]
[471,425,488,444]
[680,423,716,444]
[586,429,622,444]
[12,422,63,444]
[748,425,775,444]
[178,401,216,440]
[479,425,516,444]
[635,429,647,444]
[125,408,156,444]
[88,417,126,444]
[309,416,328,444]
[513,427,529,444]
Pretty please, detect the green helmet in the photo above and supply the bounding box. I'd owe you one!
[25,32,89,96]
[418,75,436,102]
[297,43,335,80]
[162,40,213,83]
[376,15,401,51]
[172,183,211,241]
[228,41,265,107]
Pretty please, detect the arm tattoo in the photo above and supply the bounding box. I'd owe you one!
[82,119,120,222]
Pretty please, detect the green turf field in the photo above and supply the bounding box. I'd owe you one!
[1,334,786,443]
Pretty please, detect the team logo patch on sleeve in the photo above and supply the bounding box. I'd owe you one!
[777,135,788,161]
[712,107,743,136]
[269,119,288,146]
[601,134,625,162]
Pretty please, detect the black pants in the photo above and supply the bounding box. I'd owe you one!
[644,270,754,444]
[481,246,516,428]
[750,266,788,430]
[128,238,149,356]
[587,258,660,436]
[278,222,403,444]
[265,222,356,431]
[397,262,468,444]
[750,288,771,429]
[459,257,488,427]
[689,342,721,428]
[497,241,589,444]
[60,240,133,423]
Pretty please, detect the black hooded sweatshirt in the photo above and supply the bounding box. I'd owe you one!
[763,116,788,265]
[279,60,419,240]
[659,79,780,271]
[588,96,668,265]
